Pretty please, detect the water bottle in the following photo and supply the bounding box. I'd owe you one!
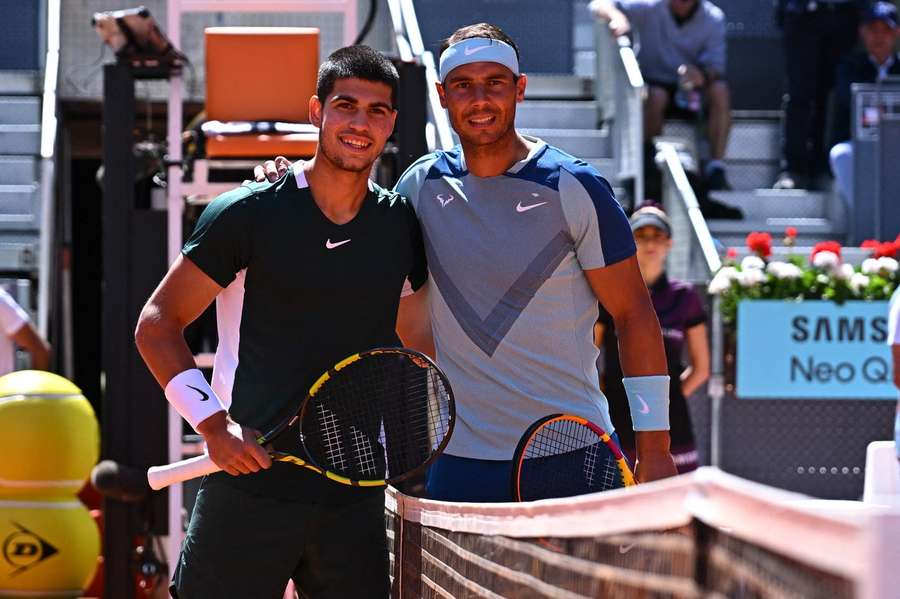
[675,64,702,113]
[675,82,701,113]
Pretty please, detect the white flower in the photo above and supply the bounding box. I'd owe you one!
[708,267,739,294]
[741,255,766,271]
[861,258,880,275]
[812,251,840,271]
[876,257,898,274]
[781,264,803,280]
[850,273,870,294]
[766,261,803,280]
[835,263,855,281]
[738,268,767,288]
[765,260,787,274]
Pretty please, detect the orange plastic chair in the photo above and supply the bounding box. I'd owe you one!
[204,27,320,159]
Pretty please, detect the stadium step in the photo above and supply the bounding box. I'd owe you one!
[661,116,782,192]
[524,75,594,100]
[708,216,845,248]
[516,100,599,130]
[708,189,829,220]
[0,124,41,155]
[724,119,780,161]
[0,156,38,185]
[0,241,39,271]
[0,96,41,125]
[0,184,41,231]
[519,127,611,158]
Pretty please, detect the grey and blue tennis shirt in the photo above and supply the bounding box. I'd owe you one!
[395,138,636,459]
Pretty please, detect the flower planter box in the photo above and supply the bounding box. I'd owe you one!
[734,300,895,400]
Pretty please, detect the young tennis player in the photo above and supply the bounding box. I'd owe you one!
[135,46,426,598]
[258,24,678,501]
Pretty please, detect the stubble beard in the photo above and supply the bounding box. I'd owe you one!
[319,135,374,174]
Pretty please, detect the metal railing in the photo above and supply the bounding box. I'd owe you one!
[656,140,725,466]
[595,20,644,205]
[656,142,720,282]
[388,0,454,151]
[37,0,61,340]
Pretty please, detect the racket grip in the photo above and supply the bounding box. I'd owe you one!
[147,454,222,490]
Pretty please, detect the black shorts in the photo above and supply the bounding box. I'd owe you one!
[645,78,704,120]
[170,474,389,599]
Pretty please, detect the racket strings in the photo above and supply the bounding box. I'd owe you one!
[317,404,348,472]
[301,352,452,481]
[519,418,624,501]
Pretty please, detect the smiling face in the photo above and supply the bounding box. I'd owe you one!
[437,61,526,148]
[309,77,397,173]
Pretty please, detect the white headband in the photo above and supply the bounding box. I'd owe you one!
[438,37,520,83]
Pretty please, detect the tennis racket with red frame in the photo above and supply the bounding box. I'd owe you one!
[511,413,635,502]
[148,348,455,490]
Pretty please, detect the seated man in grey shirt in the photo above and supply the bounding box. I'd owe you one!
[591,0,733,190]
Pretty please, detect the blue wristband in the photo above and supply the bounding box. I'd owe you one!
[623,375,670,431]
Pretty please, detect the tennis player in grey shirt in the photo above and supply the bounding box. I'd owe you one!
[591,0,733,190]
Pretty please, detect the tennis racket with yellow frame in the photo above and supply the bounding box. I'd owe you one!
[148,348,455,490]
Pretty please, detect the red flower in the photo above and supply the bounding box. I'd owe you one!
[746,232,772,258]
[861,239,881,249]
[726,247,738,259]
[785,227,798,239]
[873,242,898,259]
[811,240,842,261]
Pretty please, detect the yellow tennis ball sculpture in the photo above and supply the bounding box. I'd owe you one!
[0,499,100,597]
[0,371,99,499]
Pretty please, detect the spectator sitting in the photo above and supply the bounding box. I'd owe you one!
[0,286,50,374]
[829,2,900,209]
[590,0,733,191]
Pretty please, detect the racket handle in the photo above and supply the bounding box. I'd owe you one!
[147,454,221,490]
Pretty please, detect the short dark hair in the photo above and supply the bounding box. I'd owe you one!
[439,23,521,60]
[316,45,399,107]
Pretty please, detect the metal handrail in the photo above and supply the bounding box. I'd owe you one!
[385,0,413,62]
[37,0,61,339]
[392,0,454,150]
[656,140,724,466]
[595,21,644,205]
[656,142,720,279]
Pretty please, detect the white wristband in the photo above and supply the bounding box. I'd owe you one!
[623,375,670,431]
[164,369,226,432]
